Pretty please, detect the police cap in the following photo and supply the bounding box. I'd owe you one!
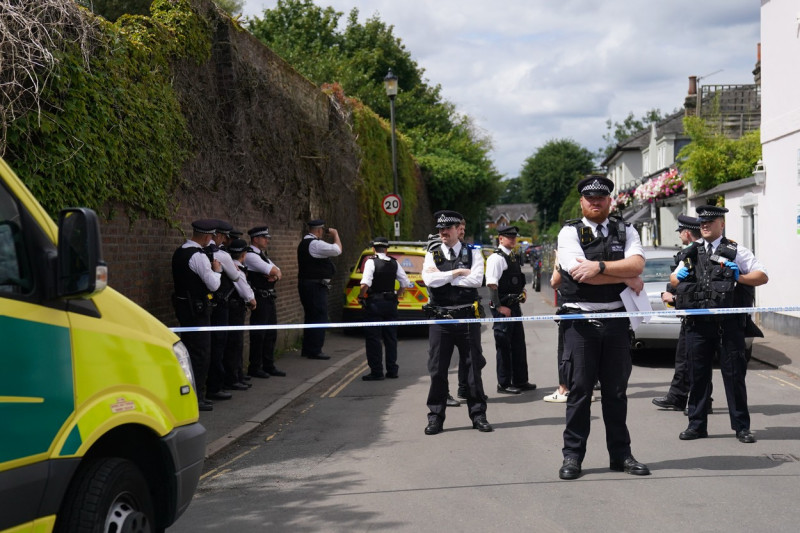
[433,210,463,229]
[191,219,217,234]
[695,205,728,221]
[307,219,325,228]
[426,233,442,252]
[227,239,248,254]
[676,214,700,231]
[371,236,389,248]
[229,229,243,239]
[496,225,519,237]
[248,226,271,238]
[577,175,614,197]
[214,219,233,235]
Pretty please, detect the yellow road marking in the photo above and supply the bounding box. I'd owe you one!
[321,361,369,398]
[201,445,258,480]
[756,371,800,391]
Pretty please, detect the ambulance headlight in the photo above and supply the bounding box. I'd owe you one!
[173,341,196,394]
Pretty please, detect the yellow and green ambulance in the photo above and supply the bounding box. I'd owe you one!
[0,156,205,532]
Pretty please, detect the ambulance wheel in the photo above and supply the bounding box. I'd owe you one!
[55,457,156,533]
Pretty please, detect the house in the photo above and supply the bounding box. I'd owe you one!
[485,203,537,231]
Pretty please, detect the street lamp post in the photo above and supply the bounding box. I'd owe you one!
[384,69,400,238]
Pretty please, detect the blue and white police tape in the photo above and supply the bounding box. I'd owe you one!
[169,305,800,333]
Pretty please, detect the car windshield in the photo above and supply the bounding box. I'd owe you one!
[357,252,425,274]
[642,257,675,283]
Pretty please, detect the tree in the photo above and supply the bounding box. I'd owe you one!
[214,0,244,16]
[598,109,664,160]
[519,139,594,228]
[78,0,152,21]
[498,177,524,204]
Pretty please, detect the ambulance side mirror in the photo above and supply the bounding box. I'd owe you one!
[57,208,107,298]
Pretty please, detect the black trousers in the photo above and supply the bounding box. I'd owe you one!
[207,302,229,394]
[364,298,399,376]
[249,294,277,373]
[492,304,529,387]
[298,280,329,356]
[427,322,487,422]
[665,321,713,406]
[562,315,632,462]
[223,299,246,385]
[685,316,749,432]
[174,299,211,401]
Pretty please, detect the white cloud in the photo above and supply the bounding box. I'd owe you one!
[241,0,760,177]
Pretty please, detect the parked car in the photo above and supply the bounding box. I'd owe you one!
[632,247,753,356]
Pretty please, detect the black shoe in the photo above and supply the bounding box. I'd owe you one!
[424,417,443,435]
[610,455,651,476]
[593,381,601,390]
[559,457,582,480]
[652,396,686,410]
[679,428,709,440]
[497,384,522,395]
[472,415,493,432]
[242,375,252,381]
[225,382,249,391]
[306,353,331,360]
[385,372,398,379]
[362,373,385,381]
[736,429,756,443]
[446,395,461,407]
[513,382,537,391]
[207,391,232,401]
[266,368,286,377]
[248,370,270,379]
[198,401,213,412]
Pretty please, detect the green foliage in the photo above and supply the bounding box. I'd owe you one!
[213,0,244,16]
[498,177,524,204]
[4,0,211,220]
[599,109,664,159]
[677,116,762,192]
[78,0,152,22]
[519,138,594,227]
[557,186,582,225]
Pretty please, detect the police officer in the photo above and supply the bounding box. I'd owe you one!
[486,224,536,394]
[171,219,222,412]
[672,205,768,443]
[422,210,491,435]
[358,236,412,380]
[245,226,284,378]
[556,176,650,480]
[652,214,706,412]
[297,219,342,360]
[222,238,256,390]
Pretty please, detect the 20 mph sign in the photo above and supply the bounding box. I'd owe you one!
[382,194,402,215]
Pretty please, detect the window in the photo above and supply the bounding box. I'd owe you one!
[0,183,33,295]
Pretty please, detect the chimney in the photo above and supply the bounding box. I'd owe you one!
[684,75,698,117]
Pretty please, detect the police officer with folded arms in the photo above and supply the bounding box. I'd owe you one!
[171,219,222,412]
[358,236,412,381]
[422,210,491,435]
[672,205,768,443]
[486,224,536,395]
[245,226,285,378]
[556,176,650,480]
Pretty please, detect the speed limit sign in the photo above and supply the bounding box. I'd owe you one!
[382,194,402,216]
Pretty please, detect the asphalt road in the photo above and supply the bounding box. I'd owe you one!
[170,288,800,532]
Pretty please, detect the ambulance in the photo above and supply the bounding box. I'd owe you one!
[0,156,205,532]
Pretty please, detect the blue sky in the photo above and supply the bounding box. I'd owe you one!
[241,1,761,179]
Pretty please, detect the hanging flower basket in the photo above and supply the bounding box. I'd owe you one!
[633,168,684,203]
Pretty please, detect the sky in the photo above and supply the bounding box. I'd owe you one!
[240,0,761,179]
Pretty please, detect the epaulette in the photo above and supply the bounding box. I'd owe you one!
[565,218,581,226]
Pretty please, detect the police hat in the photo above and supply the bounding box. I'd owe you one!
[248,225,271,238]
[577,175,614,197]
[191,219,217,234]
[426,233,442,252]
[696,205,728,221]
[227,239,248,254]
[496,225,519,237]
[307,219,325,228]
[371,236,389,248]
[433,210,463,229]
[214,219,233,235]
[676,214,700,231]
[229,229,243,239]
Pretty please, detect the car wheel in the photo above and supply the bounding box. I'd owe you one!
[55,457,156,533]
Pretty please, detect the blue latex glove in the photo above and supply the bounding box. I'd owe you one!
[724,261,740,281]
[676,266,690,281]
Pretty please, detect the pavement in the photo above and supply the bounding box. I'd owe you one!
[198,283,800,459]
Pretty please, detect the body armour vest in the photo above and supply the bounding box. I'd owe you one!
[428,242,479,306]
[494,249,524,297]
[245,249,277,291]
[674,238,747,310]
[172,246,213,301]
[558,217,627,304]
[297,238,336,279]
[368,256,398,294]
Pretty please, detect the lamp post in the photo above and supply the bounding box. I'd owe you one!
[384,68,400,238]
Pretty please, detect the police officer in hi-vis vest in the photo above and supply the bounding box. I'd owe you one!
[556,176,650,480]
[672,205,768,444]
[422,210,491,435]
[358,236,412,381]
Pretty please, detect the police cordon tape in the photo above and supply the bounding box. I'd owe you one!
[169,305,800,333]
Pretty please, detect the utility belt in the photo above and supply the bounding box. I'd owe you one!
[301,278,331,290]
[172,292,215,319]
[423,301,484,319]
[368,291,397,301]
[212,286,236,304]
[499,293,525,306]
[559,305,624,327]
[254,288,277,299]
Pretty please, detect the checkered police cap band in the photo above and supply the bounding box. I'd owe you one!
[436,214,461,227]
[580,179,611,195]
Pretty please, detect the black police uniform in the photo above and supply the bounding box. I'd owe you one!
[362,254,401,378]
[490,247,530,389]
[246,246,279,375]
[297,233,336,358]
[558,216,635,464]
